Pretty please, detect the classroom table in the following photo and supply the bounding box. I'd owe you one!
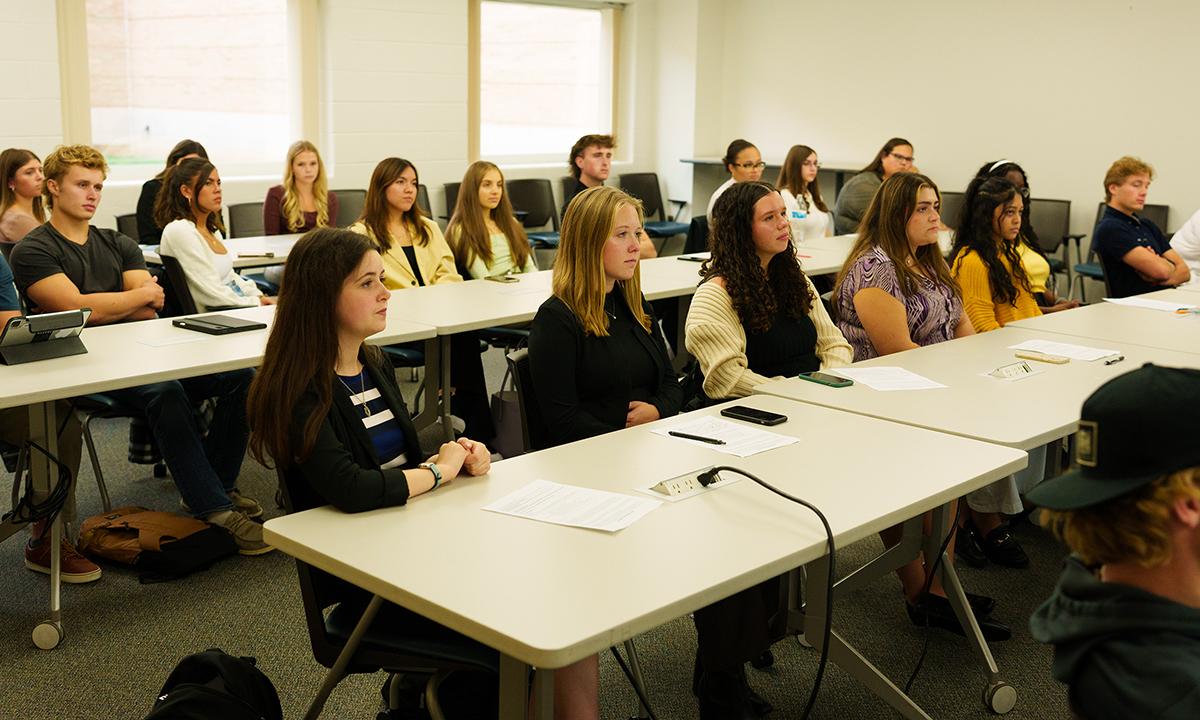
[754,325,1200,450]
[1006,288,1200,357]
[143,233,303,269]
[0,305,435,650]
[263,394,1027,720]
[1175,282,1200,295]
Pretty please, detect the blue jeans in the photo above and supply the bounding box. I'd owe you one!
[103,369,253,516]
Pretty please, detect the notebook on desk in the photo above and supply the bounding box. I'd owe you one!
[171,314,267,335]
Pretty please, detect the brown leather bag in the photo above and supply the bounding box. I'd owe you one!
[78,505,237,582]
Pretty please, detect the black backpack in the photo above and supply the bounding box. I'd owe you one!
[144,649,282,720]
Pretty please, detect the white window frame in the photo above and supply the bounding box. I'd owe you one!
[55,0,323,184]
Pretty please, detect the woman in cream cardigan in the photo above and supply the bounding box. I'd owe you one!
[157,157,269,311]
[686,181,851,401]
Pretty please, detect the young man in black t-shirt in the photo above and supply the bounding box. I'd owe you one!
[1092,156,1190,297]
[10,144,271,555]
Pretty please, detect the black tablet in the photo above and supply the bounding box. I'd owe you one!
[171,314,267,335]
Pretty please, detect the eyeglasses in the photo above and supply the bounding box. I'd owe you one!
[733,161,767,170]
[889,152,915,163]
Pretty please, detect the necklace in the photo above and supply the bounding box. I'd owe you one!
[337,368,372,417]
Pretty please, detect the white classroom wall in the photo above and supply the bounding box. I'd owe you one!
[0,0,663,230]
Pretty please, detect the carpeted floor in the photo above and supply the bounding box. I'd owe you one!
[1,351,1071,718]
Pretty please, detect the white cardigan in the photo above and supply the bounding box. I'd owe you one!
[158,219,261,311]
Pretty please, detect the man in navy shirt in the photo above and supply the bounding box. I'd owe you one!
[1092,156,1190,297]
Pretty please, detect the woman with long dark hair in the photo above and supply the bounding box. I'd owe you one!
[775,145,832,243]
[136,139,208,245]
[0,148,46,254]
[446,161,536,278]
[832,136,913,234]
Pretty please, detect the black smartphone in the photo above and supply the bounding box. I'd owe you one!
[485,275,520,283]
[676,255,706,262]
[720,405,787,426]
[796,371,854,388]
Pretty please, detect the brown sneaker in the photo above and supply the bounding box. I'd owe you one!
[228,490,264,519]
[206,510,274,556]
[25,537,103,584]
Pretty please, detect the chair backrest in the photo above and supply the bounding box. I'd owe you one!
[1027,198,1071,254]
[116,213,139,240]
[939,191,965,230]
[683,215,709,255]
[1093,200,1170,234]
[505,179,559,231]
[442,182,461,220]
[618,172,666,222]
[417,184,431,217]
[506,348,550,453]
[227,202,265,238]
[559,175,576,202]
[159,254,198,316]
[331,189,366,227]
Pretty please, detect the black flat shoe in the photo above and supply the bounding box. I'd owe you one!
[980,525,1030,568]
[697,670,758,720]
[745,682,772,716]
[749,649,774,670]
[954,523,988,568]
[906,597,1012,642]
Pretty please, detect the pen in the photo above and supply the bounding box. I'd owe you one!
[238,252,275,258]
[1104,355,1125,365]
[668,430,726,445]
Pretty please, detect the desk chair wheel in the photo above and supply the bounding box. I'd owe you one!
[984,680,1017,714]
[32,620,63,650]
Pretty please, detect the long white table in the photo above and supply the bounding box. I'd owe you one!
[0,305,435,649]
[264,394,1026,720]
[754,326,1200,450]
[143,233,303,269]
[1007,288,1200,357]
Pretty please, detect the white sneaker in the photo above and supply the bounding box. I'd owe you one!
[206,510,274,556]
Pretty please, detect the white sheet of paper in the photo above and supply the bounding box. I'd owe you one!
[650,416,799,457]
[1103,296,1198,312]
[1008,338,1121,362]
[482,479,660,532]
[137,333,207,348]
[828,366,947,391]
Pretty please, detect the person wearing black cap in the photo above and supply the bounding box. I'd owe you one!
[1029,363,1200,720]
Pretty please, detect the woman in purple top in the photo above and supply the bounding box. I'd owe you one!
[830,173,1012,641]
[834,171,973,361]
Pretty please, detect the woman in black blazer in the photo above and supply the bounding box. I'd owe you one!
[529,185,682,449]
[246,227,494,711]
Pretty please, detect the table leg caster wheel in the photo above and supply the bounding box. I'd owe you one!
[984,680,1017,714]
[32,620,63,650]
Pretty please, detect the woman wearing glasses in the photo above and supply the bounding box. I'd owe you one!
[833,137,914,234]
[775,144,833,244]
[707,139,765,218]
[975,160,1078,313]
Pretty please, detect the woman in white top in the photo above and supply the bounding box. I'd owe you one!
[706,139,764,219]
[1170,207,1200,284]
[445,161,537,279]
[775,144,833,245]
[157,158,271,311]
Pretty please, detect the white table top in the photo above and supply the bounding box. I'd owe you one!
[1175,282,1200,295]
[754,326,1200,450]
[0,305,435,410]
[143,233,303,269]
[263,394,1025,669]
[1007,289,1200,357]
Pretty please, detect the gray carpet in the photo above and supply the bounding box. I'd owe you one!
[1,349,1071,718]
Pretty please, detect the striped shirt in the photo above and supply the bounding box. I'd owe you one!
[337,371,408,469]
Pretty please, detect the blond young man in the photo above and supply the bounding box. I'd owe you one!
[1029,364,1200,719]
[1091,157,1190,297]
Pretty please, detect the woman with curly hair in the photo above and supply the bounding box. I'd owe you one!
[686,181,851,401]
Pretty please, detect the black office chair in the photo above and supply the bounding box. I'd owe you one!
[115,213,139,240]
[619,173,688,241]
[1071,202,1169,301]
[158,255,245,317]
[506,179,560,248]
[1027,198,1072,281]
[683,216,709,255]
[331,189,366,227]
[441,182,460,221]
[940,191,965,231]
[276,473,498,720]
[505,348,655,716]
[417,184,432,217]
[227,202,265,239]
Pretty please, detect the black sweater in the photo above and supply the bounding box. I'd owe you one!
[528,290,682,448]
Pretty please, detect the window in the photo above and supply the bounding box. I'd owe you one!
[478,1,616,163]
[80,0,303,180]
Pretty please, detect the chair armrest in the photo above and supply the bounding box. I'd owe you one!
[667,199,688,222]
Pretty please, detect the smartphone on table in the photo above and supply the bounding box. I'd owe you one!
[485,274,520,283]
[720,405,788,426]
[796,371,853,388]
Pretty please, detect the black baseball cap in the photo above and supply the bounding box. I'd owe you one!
[1026,363,1200,510]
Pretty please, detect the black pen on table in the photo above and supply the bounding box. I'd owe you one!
[1104,355,1125,365]
[668,430,726,445]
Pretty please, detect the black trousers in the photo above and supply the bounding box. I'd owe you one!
[693,575,786,672]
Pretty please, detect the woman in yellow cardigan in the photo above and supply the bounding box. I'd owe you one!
[949,174,1047,569]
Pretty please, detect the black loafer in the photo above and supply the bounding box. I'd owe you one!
[745,683,773,716]
[981,525,1030,568]
[954,523,988,568]
[749,649,774,669]
[906,597,1011,642]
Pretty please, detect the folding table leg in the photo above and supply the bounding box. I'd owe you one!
[28,401,65,651]
[303,594,383,720]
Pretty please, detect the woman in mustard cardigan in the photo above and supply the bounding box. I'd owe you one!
[950,174,1048,569]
